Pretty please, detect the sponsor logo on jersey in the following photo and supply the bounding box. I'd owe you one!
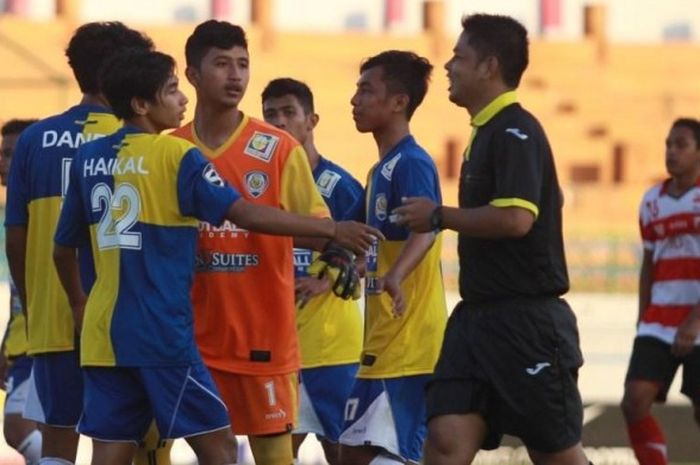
[505,127,529,140]
[203,163,225,187]
[365,238,380,294]
[293,248,313,277]
[195,248,260,272]
[244,170,269,198]
[316,169,341,198]
[244,132,278,162]
[375,193,387,221]
[525,362,550,375]
[199,220,250,239]
[380,153,401,181]
[264,408,287,420]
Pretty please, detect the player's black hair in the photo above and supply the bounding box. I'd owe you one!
[65,21,153,94]
[360,50,432,121]
[461,14,529,88]
[261,78,315,115]
[185,20,248,68]
[100,49,176,120]
[1,119,36,137]
[672,118,700,147]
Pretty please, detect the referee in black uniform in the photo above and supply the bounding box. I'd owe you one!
[395,14,591,465]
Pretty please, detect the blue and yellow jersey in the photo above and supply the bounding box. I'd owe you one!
[54,126,240,367]
[2,279,27,358]
[294,156,364,368]
[360,135,447,378]
[4,105,119,355]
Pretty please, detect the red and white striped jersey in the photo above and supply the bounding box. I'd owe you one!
[639,178,700,344]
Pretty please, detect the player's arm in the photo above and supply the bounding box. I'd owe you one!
[226,199,382,255]
[393,198,535,238]
[637,249,653,325]
[53,245,87,334]
[381,231,436,316]
[5,226,28,314]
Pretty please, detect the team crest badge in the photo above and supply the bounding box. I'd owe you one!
[245,170,269,198]
[244,132,279,162]
[316,170,341,198]
[381,153,402,181]
[375,193,387,221]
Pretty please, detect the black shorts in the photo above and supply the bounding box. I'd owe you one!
[426,297,584,453]
[625,335,700,403]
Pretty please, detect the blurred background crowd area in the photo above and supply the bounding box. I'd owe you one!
[1,0,700,293]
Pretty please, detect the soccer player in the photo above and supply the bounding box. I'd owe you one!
[52,48,380,465]
[393,14,590,465]
[621,118,700,465]
[1,118,41,465]
[4,22,154,464]
[337,50,447,465]
[173,21,366,465]
[261,78,364,465]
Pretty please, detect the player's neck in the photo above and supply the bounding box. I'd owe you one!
[670,172,700,195]
[79,93,109,109]
[466,83,512,118]
[373,121,410,159]
[303,140,321,170]
[193,102,243,151]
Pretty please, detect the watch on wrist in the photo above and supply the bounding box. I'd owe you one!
[429,205,444,231]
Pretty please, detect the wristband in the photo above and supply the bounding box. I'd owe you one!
[429,206,444,231]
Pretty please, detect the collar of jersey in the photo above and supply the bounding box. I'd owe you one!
[121,123,146,135]
[382,134,415,162]
[471,91,518,127]
[191,113,249,159]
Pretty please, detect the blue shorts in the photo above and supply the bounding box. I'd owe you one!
[296,363,359,441]
[339,375,430,462]
[4,355,33,415]
[23,350,83,427]
[79,361,230,442]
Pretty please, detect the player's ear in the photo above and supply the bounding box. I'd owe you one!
[309,112,319,130]
[131,97,149,117]
[392,93,409,115]
[185,66,199,87]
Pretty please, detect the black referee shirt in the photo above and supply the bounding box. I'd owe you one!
[458,92,569,303]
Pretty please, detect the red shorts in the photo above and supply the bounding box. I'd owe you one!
[209,368,299,435]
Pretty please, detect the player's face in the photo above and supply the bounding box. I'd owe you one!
[262,94,314,145]
[665,125,700,178]
[189,46,250,109]
[0,133,18,186]
[149,74,188,133]
[350,66,394,133]
[445,32,486,108]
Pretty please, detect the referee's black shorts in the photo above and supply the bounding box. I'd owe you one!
[426,296,584,453]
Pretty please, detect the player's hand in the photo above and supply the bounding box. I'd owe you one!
[295,276,331,308]
[672,313,700,357]
[333,221,384,255]
[379,273,406,317]
[392,197,438,233]
[307,245,362,300]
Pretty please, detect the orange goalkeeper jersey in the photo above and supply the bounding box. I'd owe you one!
[172,115,329,375]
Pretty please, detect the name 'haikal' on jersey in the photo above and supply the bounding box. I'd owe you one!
[82,156,149,177]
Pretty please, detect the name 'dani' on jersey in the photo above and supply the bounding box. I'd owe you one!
[42,130,107,148]
[82,156,149,177]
